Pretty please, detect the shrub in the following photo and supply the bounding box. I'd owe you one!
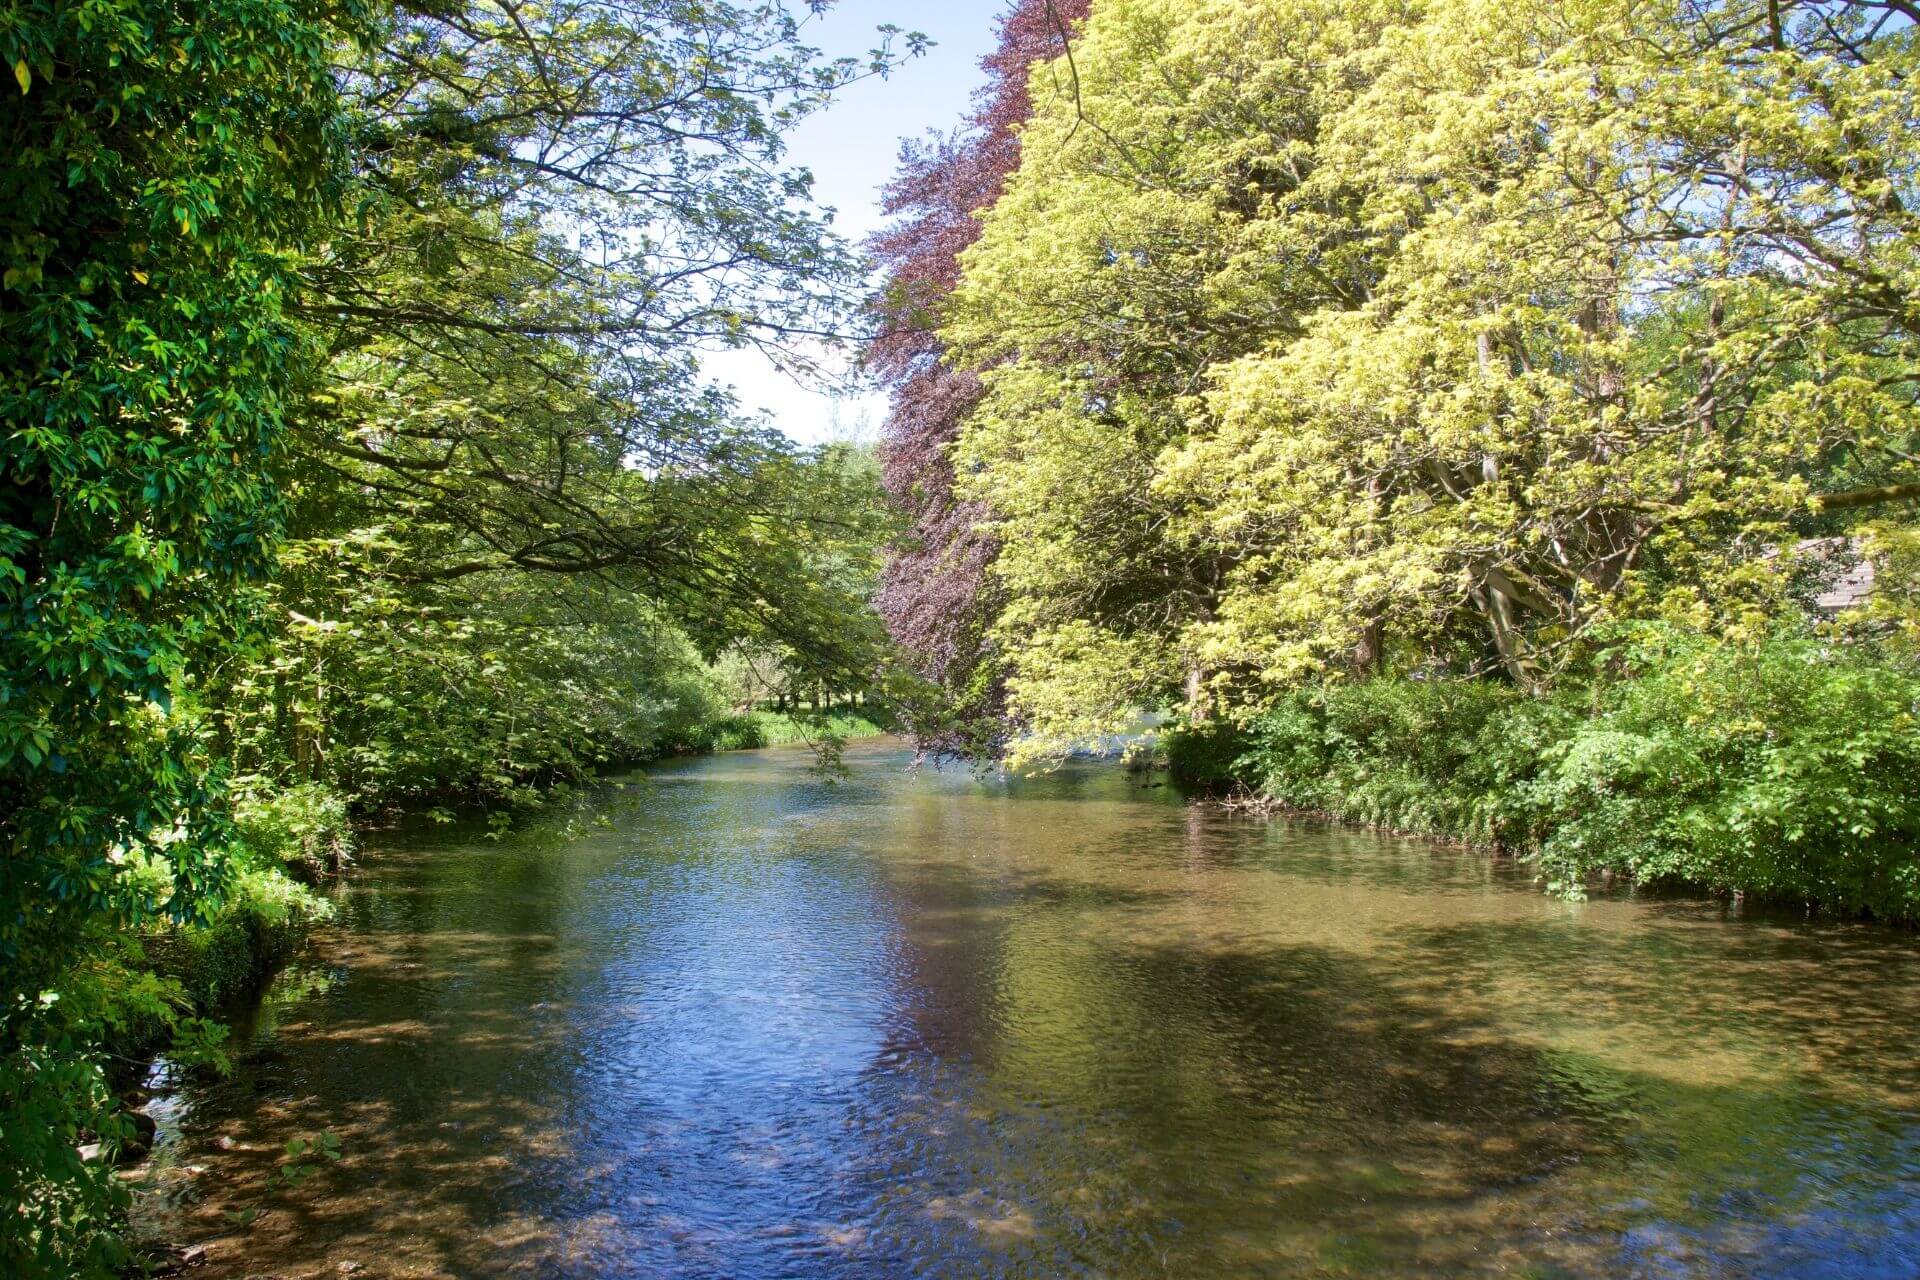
[233,784,355,881]
[143,868,334,1012]
[673,713,768,754]
[1173,679,1552,844]
[1171,627,1920,921]
[1529,628,1920,918]
[672,709,888,755]
[751,711,886,746]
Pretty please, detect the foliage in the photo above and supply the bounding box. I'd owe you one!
[1172,627,1920,921]
[144,863,333,1010]
[0,0,358,1271]
[1527,628,1920,915]
[0,841,329,1273]
[678,712,772,754]
[933,0,1920,755]
[3,987,146,1278]
[867,0,1089,758]
[276,1129,341,1188]
[232,782,354,879]
[292,2,902,677]
[751,709,886,746]
[0,0,355,979]
[942,0,1391,761]
[673,708,885,755]
[2,1,910,1270]
[208,532,737,811]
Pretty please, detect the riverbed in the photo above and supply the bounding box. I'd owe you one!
[134,738,1920,1277]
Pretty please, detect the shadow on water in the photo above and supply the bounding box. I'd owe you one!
[130,740,1920,1279]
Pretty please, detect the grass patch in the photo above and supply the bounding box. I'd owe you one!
[670,709,889,754]
[750,711,887,745]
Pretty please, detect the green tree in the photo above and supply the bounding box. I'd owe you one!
[1164,0,1920,694]
[287,0,907,672]
[943,0,1920,758]
[0,0,361,1271]
[1,2,908,1269]
[944,0,1402,762]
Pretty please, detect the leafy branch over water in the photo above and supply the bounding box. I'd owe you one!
[1,1,916,1271]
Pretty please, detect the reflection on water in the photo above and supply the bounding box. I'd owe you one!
[133,739,1920,1278]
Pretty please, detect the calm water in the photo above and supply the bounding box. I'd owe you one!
[135,739,1920,1278]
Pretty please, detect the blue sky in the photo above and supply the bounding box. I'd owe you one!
[702,1,1014,445]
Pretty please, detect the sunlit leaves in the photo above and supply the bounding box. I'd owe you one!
[1,1,360,1271]
[939,0,1920,746]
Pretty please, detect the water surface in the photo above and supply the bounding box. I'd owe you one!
[137,739,1920,1277]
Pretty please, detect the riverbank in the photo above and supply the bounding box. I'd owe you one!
[1164,631,1920,924]
[104,708,894,1235]
[679,709,890,753]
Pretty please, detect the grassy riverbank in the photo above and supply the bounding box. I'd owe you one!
[668,709,890,755]
[753,710,887,745]
[1166,629,1920,924]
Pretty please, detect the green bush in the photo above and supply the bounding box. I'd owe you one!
[673,713,769,754]
[0,881,319,1278]
[1173,678,1554,845]
[751,711,887,746]
[233,784,355,881]
[143,866,334,1013]
[213,542,742,813]
[1527,628,1920,917]
[671,709,888,755]
[1164,717,1249,791]
[1170,628,1920,921]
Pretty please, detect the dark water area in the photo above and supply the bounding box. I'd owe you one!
[134,739,1920,1278]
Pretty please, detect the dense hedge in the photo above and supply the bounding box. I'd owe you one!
[1168,629,1920,922]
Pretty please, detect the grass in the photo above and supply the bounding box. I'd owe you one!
[750,710,887,746]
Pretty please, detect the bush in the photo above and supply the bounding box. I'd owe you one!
[1528,628,1920,917]
[672,713,769,754]
[1172,679,1556,845]
[233,784,355,881]
[142,866,335,1013]
[1171,627,1920,921]
[672,709,888,755]
[750,711,887,746]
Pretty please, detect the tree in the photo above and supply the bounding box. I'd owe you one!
[288,0,911,683]
[0,1,360,1271]
[867,0,1089,758]
[940,0,1920,757]
[1,2,913,1268]
[942,0,1396,761]
[1162,0,1920,693]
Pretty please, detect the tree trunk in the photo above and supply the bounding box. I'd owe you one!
[1185,665,1209,726]
[1471,583,1545,692]
[1352,617,1384,677]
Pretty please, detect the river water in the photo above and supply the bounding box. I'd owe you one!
[135,738,1920,1278]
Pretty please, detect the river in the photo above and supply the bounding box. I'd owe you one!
[134,738,1920,1278]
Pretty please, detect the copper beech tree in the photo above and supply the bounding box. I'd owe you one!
[867,0,1090,758]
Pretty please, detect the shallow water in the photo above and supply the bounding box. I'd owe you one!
[135,738,1920,1278]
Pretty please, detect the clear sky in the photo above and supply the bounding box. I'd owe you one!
[701,1,1013,445]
